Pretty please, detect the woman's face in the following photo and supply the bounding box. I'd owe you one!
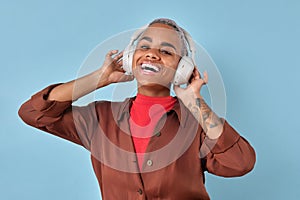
[132,23,183,89]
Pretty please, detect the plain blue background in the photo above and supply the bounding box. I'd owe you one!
[1,0,300,199]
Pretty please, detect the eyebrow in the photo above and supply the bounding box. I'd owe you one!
[139,36,177,51]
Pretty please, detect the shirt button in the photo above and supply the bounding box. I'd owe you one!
[137,188,143,195]
[155,132,161,137]
[147,159,153,166]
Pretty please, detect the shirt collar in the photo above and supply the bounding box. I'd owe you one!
[115,97,189,127]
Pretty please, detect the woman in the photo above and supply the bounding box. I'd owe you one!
[19,18,256,200]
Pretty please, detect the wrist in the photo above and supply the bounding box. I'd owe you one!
[194,92,202,99]
[94,69,110,88]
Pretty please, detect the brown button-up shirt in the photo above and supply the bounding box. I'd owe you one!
[18,84,256,200]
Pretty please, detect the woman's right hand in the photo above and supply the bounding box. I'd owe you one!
[97,50,134,88]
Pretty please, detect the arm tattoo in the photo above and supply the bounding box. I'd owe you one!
[189,98,222,133]
[188,102,200,117]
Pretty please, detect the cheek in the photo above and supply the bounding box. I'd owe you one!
[167,57,181,71]
[163,67,176,79]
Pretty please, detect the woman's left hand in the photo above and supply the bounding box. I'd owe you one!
[174,67,208,104]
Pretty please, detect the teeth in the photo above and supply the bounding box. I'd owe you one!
[141,63,160,72]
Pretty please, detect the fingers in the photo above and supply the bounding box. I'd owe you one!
[118,74,134,82]
[190,67,208,84]
[188,68,199,83]
[202,71,208,84]
[112,50,124,69]
[105,50,125,71]
[113,51,123,62]
[116,59,123,69]
[106,49,118,58]
[193,68,201,80]
[194,67,208,84]
[106,49,123,61]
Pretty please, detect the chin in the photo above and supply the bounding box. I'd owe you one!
[137,79,171,89]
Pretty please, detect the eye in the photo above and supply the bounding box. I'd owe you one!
[160,49,172,55]
[139,45,150,50]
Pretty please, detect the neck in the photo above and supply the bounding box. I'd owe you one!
[137,84,171,97]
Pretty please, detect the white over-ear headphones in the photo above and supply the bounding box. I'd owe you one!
[123,24,196,85]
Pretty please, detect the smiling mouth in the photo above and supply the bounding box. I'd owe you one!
[141,63,160,73]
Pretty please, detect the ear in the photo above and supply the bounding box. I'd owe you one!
[172,56,194,85]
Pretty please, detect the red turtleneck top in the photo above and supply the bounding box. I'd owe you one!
[129,94,176,167]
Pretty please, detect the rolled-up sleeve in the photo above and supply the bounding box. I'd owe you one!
[201,121,256,177]
[18,84,97,150]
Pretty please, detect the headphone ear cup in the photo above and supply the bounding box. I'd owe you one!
[122,45,136,75]
[173,56,194,85]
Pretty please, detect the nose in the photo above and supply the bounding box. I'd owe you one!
[146,48,160,60]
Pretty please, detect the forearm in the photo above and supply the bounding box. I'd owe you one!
[48,49,130,102]
[186,95,223,139]
[48,69,108,101]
